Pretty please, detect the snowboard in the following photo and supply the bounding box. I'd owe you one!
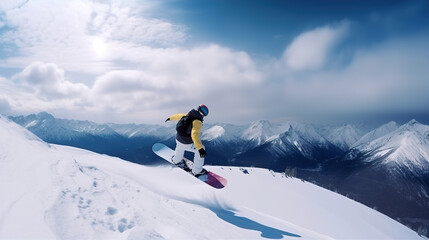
[152,143,227,189]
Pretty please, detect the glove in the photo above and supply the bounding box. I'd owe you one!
[198,148,207,158]
[165,118,170,123]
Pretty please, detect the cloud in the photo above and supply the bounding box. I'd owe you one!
[0,97,11,113]
[88,2,187,46]
[93,70,149,94]
[0,0,187,74]
[338,34,429,113]
[2,26,428,124]
[0,77,12,114]
[12,62,90,100]
[1,1,428,124]
[1,42,264,123]
[89,44,264,122]
[283,21,349,71]
[273,31,429,121]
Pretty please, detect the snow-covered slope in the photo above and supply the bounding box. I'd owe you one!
[201,123,245,142]
[268,124,333,160]
[9,112,121,141]
[235,123,342,171]
[241,120,290,149]
[107,123,174,139]
[355,119,429,174]
[352,121,399,148]
[320,124,367,151]
[0,115,421,239]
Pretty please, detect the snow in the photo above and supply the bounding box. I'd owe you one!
[265,124,336,160]
[287,123,330,146]
[352,121,399,148]
[356,119,429,173]
[0,115,422,239]
[9,112,121,140]
[293,140,302,152]
[201,125,225,141]
[324,125,363,150]
[201,123,247,143]
[24,120,38,128]
[108,123,174,139]
[241,120,290,145]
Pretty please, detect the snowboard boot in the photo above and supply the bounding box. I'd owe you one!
[175,159,191,172]
[193,169,208,178]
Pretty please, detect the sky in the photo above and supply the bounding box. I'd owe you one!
[0,0,428,125]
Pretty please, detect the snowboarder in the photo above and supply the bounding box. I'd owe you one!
[165,104,209,177]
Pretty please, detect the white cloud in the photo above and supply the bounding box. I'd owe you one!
[0,0,266,123]
[283,21,349,71]
[2,29,428,124]
[0,0,187,74]
[89,44,264,122]
[88,2,187,46]
[1,1,428,124]
[273,32,429,121]
[0,77,12,114]
[0,97,11,113]
[0,0,28,11]
[1,42,264,123]
[93,70,148,94]
[12,62,90,100]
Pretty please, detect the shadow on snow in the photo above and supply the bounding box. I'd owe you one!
[211,208,301,239]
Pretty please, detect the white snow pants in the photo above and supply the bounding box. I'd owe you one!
[172,140,204,175]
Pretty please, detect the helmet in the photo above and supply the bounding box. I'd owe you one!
[198,104,209,116]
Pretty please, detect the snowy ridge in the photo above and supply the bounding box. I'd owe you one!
[6,112,370,153]
[0,115,422,239]
[201,123,245,142]
[354,120,429,173]
[269,126,317,159]
[9,112,120,141]
[287,123,331,147]
[241,120,290,146]
[321,124,366,151]
[352,121,399,148]
[107,123,174,139]
[254,123,340,166]
[202,125,225,141]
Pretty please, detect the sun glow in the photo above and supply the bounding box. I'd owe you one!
[92,37,108,58]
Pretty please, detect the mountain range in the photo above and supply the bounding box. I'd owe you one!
[0,114,422,239]
[8,112,429,237]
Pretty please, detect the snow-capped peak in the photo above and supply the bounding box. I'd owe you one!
[407,119,418,126]
[356,120,429,173]
[241,120,290,144]
[241,120,275,141]
[9,112,120,140]
[399,119,429,133]
[202,125,225,141]
[352,121,399,148]
[323,124,364,150]
[290,123,329,144]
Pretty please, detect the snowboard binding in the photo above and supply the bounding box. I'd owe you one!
[175,159,191,172]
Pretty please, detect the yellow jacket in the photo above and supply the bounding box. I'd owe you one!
[169,113,204,150]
